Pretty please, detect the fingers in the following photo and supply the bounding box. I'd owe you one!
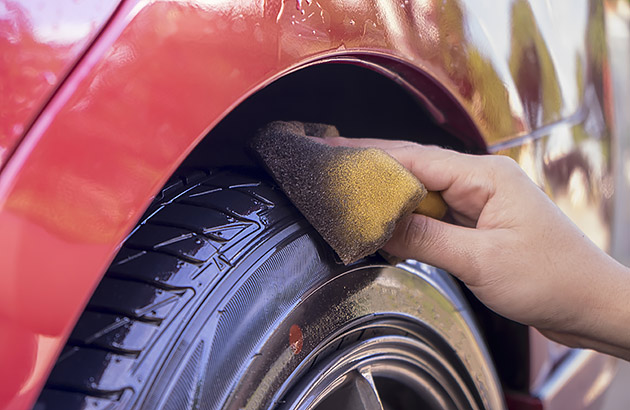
[318,136,532,231]
[318,136,484,192]
[317,135,412,150]
[382,213,484,283]
[385,145,474,192]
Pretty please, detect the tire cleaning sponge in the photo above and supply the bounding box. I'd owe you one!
[251,121,446,265]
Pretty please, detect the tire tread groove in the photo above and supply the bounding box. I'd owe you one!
[38,170,285,409]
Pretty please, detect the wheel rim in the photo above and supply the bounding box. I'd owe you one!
[221,260,504,410]
[281,332,481,410]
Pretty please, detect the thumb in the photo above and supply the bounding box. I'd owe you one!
[382,213,484,282]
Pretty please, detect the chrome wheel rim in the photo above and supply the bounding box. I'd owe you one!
[282,333,481,410]
[223,262,505,410]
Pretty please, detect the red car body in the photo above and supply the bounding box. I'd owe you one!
[1,0,628,409]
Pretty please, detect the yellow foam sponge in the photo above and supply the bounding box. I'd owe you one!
[251,121,446,264]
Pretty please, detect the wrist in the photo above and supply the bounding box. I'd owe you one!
[551,255,630,358]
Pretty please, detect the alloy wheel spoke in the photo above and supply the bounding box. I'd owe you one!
[345,368,384,410]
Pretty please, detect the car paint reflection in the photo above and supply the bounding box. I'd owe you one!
[0,0,120,167]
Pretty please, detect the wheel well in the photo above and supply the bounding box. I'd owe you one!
[180,62,529,393]
[181,62,479,170]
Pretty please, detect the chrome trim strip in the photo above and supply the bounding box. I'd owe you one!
[533,349,617,409]
[487,105,587,153]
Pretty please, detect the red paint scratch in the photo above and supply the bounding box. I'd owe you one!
[289,324,303,355]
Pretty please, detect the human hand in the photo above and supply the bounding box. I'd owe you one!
[319,136,630,359]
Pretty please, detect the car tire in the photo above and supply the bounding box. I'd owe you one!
[36,168,505,410]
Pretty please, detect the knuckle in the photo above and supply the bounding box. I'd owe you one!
[470,240,491,276]
[488,155,518,171]
[399,139,420,147]
[420,143,440,150]
[402,215,435,250]
[324,136,345,146]
[398,142,422,154]
[484,155,524,185]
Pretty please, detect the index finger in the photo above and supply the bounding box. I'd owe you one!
[318,135,413,150]
[318,136,480,193]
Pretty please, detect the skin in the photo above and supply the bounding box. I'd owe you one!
[320,136,630,361]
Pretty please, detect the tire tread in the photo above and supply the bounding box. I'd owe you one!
[38,169,293,408]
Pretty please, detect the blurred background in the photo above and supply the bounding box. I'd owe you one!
[603,1,630,408]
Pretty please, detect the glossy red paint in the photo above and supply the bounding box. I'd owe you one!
[0,0,617,408]
[0,0,120,168]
